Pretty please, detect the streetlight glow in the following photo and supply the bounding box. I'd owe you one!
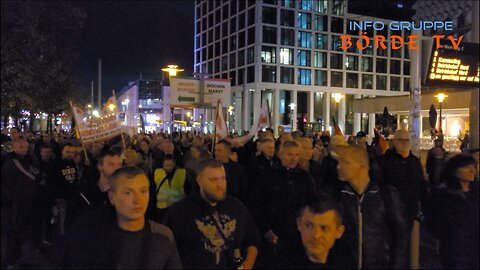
[332,93,344,103]
[92,110,100,117]
[161,64,184,77]
[435,93,447,103]
[289,103,297,110]
[107,103,116,111]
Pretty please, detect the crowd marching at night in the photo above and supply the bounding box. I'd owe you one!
[1,124,478,269]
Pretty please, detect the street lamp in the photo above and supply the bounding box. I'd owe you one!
[289,103,296,129]
[332,93,344,104]
[435,93,447,130]
[227,106,234,132]
[161,65,184,77]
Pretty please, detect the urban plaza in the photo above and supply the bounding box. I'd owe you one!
[1,0,478,269]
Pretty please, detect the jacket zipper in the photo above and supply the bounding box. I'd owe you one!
[358,193,365,270]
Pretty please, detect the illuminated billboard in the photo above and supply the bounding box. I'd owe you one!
[426,39,479,88]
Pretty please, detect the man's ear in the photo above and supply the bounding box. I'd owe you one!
[108,190,115,205]
[296,218,301,231]
[336,224,345,239]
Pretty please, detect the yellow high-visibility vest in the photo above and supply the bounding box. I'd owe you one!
[153,168,186,209]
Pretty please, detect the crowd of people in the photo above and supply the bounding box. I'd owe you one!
[1,126,478,269]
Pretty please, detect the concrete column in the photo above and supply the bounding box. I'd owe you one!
[309,91,314,123]
[338,97,346,133]
[409,29,422,157]
[242,87,249,133]
[368,113,376,137]
[353,94,361,133]
[292,90,298,132]
[323,93,330,132]
[470,0,479,149]
[253,88,261,131]
[234,92,242,134]
[273,89,280,137]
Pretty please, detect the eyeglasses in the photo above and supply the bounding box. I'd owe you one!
[395,138,410,142]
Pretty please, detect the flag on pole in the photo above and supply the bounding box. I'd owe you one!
[215,100,228,140]
[251,100,271,134]
[373,128,388,156]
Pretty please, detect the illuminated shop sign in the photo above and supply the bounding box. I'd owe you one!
[427,39,479,88]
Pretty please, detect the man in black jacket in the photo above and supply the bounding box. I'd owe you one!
[249,140,315,266]
[331,144,408,269]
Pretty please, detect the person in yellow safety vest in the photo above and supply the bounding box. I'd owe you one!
[152,154,186,222]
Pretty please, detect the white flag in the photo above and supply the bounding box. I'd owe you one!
[215,100,228,140]
[251,100,270,134]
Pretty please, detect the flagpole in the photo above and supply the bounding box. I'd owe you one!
[112,90,127,151]
[211,100,219,155]
[70,101,90,165]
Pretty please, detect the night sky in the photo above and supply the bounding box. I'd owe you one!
[74,0,195,100]
[73,0,414,102]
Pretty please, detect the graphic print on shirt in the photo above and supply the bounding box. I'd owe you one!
[62,166,76,183]
[195,213,237,265]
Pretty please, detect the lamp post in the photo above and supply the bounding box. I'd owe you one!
[228,106,234,132]
[332,93,344,131]
[161,64,184,135]
[289,103,296,130]
[435,93,447,130]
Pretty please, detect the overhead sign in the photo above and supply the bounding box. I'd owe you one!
[170,78,231,107]
[426,39,479,88]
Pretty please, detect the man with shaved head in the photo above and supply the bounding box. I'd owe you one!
[330,144,408,269]
[1,139,42,267]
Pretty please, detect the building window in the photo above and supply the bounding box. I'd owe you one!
[261,46,276,63]
[247,66,255,83]
[230,71,236,85]
[332,0,346,15]
[222,38,228,54]
[215,41,221,56]
[281,67,294,83]
[299,0,313,10]
[345,55,358,71]
[222,21,228,36]
[221,56,228,71]
[346,20,359,36]
[376,75,387,90]
[230,35,237,51]
[280,48,294,65]
[377,43,388,56]
[248,8,255,26]
[247,47,255,64]
[313,0,328,13]
[391,41,402,58]
[331,17,344,33]
[239,12,245,29]
[281,28,295,46]
[362,74,373,89]
[315,33,327,49]
[390,60,401,74]
[314,15,327,31]
[230,1,237,15]
[229,53,236,69]
[263,26,277,44]
[331,35,343,51]
[238,31,245,48]
[390,77,400,91]
[404,78,410,91]
[362,38,373,55]
[298,31,312,48]
[346,73,358,88]
[314,70,327,86]
[281,0,295,8]
[347,38,359,53]
[404,46,409,59]
[298,69,311,85]
[361,57,373,72]
[262,7,277,24]
[214,59,220,73]
[313,52,327,68]
[262,65,277,83]
[238,49,245,66]
[403,61,410,75]
[248,27,255,45]
[376,58,387,73]
[330,53,343,69]
[297,50,311,66]
[230,18,236,33]
[298,12,311,29]
[331,71,343,87]
[281,9,295,27]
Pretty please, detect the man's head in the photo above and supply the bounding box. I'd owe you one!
[39,144,53,162]
[261,138,275,159]
[9,127,21,141]
[196,159,227,205]
[162,140,175,155]
[393,129,411,157]
[296,137,314,162]
[61,143,76,161]
[98,150,123,179]
[215,140,231,163]
[108,166,150,224]
[139,139,150,154]
[356,131,367,144]
[13,139,29,156]
[297,193,345,263]
[333,145,369,183]
[279,140,301,169]
[162,154,176,173]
